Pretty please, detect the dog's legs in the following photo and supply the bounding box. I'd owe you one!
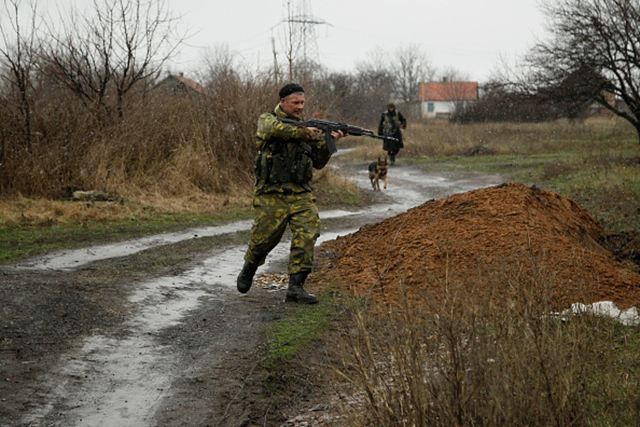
[384,174,388,190]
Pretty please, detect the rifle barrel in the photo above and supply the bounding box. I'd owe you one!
[275,116,398,144]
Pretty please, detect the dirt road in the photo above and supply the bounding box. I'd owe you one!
[0,160,502,426]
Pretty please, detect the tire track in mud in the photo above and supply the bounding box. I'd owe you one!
[8,166,503,426]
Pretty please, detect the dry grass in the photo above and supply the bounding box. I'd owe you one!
[345,116,633,160]
[0,80,263,224]
[0,78,367,225]
[312,166,363,207]
[1,80,266,192]
[331,257,640,426]
[0,192,253,226]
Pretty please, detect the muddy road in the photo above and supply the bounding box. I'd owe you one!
[0,159,502,426]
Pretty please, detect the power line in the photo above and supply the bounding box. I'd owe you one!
[274,0,331,79]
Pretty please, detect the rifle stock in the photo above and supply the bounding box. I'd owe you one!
[276,117,398,154]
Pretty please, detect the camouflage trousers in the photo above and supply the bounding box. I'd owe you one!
[243,191,320,274]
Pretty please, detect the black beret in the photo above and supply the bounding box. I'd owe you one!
[279,83,305,99]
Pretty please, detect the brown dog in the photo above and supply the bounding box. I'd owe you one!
[368,155,389,191]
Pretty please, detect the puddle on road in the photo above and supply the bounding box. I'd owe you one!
[9,220,251,272]
[22,229,360,426]
[19,166,503,426]
[22,268,212,426]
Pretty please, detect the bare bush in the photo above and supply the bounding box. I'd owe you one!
[0,3,274,200]
[333,257,639,425]
[43,0,182,121]
[453,82,557,123]
[311,72,359,121]
[0,0,40,158]
[392,45,434,103]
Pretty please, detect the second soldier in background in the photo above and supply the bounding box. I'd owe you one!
[378,102,407,164]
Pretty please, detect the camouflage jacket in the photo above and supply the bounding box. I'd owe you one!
[253,105,332,195]
[378,110,407,138]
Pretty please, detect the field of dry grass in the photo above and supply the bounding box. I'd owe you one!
[332,268,640,426]
[350,116,633,158]
[349,116,639,232]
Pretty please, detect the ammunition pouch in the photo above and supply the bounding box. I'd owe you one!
[382,117,399,136]
[255,138,313,187]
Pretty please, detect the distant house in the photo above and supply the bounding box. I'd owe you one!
[588,90,621,117]
[417,80,479,119]
[153,72,206,97]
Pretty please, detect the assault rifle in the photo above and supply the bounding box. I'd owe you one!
[276,117,399,154]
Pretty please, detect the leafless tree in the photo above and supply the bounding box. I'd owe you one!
[392,45,434,103]
[530,0,640,142]
[201,45,239,85]
[353,56,395,122]
[44,3,112,120]
[44,0,182,121]
[438,67,470,83]
[312,72,361,121]
[111,0,181,117]
[0,0,41,154]
[359,47,393,76]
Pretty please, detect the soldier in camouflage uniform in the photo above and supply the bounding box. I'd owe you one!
[378,103,407,164]
[236,83,344,304]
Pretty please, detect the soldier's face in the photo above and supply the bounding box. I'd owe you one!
[280,92,305,119]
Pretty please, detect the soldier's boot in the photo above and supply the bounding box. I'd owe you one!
[236,262,258,294]
[389,153,396,164]
[285,271,318,304]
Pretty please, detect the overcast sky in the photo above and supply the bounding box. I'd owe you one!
[175,0,547,81]
[33,0,547,83]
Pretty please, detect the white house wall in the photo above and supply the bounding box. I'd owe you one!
[420,101,474,119]
[421,101,457,118]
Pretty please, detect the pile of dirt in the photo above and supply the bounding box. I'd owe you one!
[314,183,640,310]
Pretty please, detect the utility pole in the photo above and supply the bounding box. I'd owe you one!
[277,0,330,81]
[271,36,280,85]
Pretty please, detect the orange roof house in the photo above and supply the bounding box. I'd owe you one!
[417,81,479,118]
[154,72,206,97]
[418,81,478,102]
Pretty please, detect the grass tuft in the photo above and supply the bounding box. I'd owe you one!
[266,297,336,364]
[331,258,640,426]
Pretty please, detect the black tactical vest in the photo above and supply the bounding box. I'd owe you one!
[255,137,314,187]
[382,112,400,135]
